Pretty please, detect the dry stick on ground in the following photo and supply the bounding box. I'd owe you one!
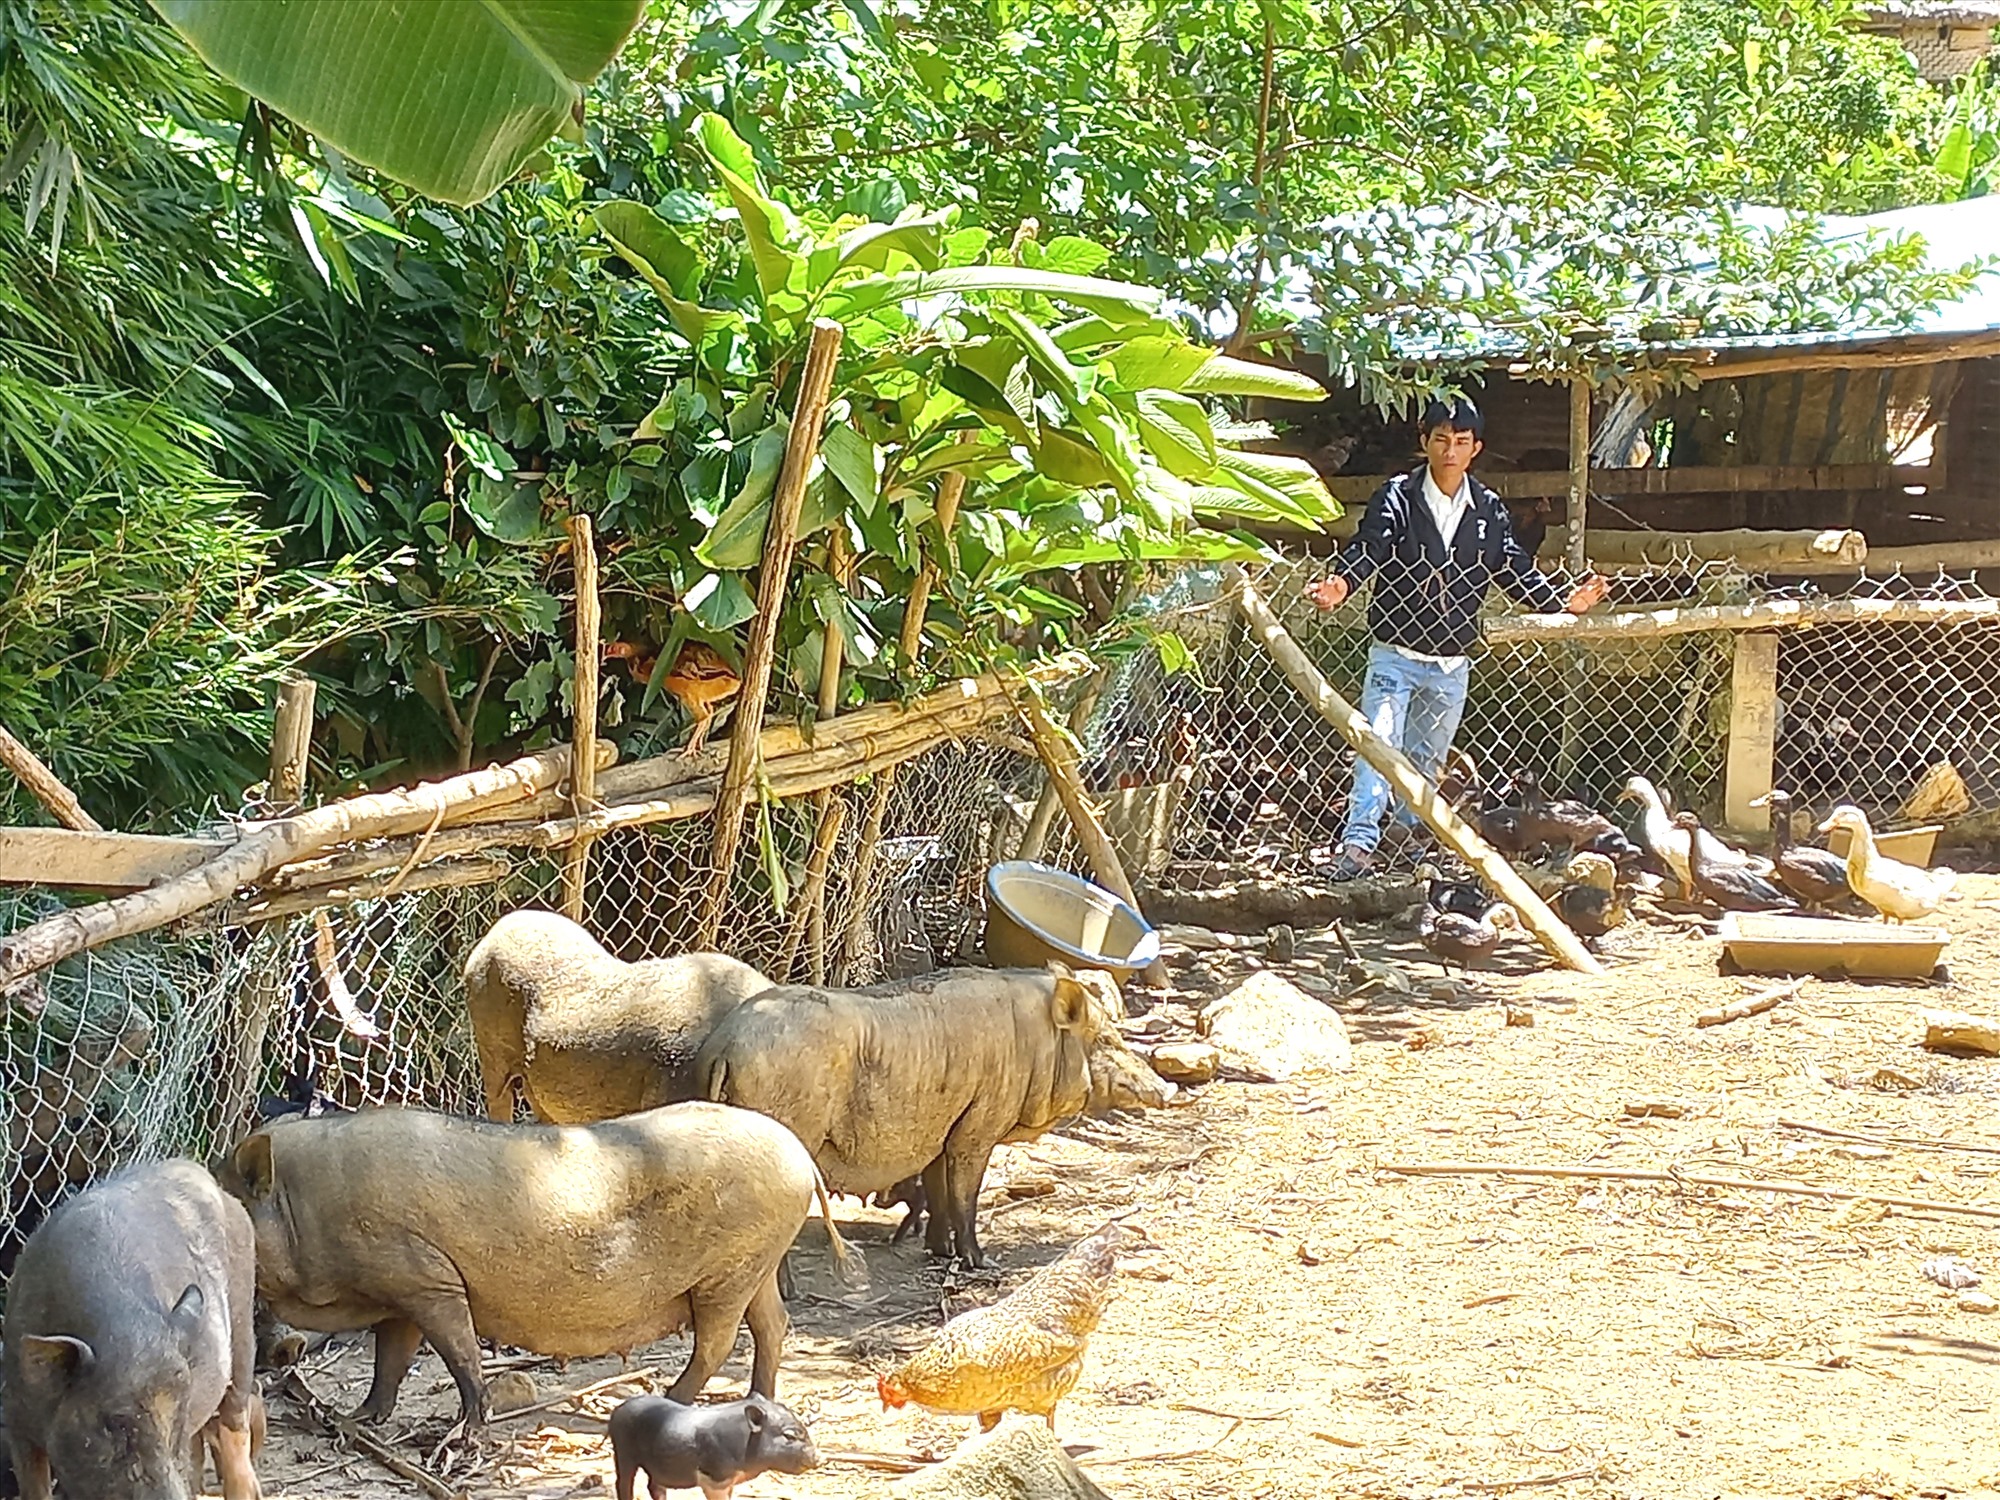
[1015,680,1171,985]
[1223,565,1600,975]
[1695,977,1806,1028]
[0,744,606,994]
[0,722,101,831]
[1776,1117,2000,1158]
[698,317,846,949]
[1463,1466,1607,1494]
[1380,1160,2000,1223]
[279,1371,468,1500]
[834,452,971,983]
[560,513,602,922]
[488,1365,662,1424]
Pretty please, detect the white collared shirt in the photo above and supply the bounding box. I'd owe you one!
[1386,466,1473,668]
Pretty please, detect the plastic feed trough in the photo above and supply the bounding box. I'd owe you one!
[983,861,1160,981]
[1718,912,1948,981]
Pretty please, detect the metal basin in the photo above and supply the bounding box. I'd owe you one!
[983,861,1160,981]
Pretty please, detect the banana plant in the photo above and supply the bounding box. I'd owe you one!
[595,114,1339,702]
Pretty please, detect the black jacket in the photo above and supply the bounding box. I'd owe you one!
[1333,466,1567,657]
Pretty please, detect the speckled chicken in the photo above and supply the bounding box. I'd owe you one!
[877,1221,1144,1431]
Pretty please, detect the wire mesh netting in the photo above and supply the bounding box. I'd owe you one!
[9,549,2000,1291]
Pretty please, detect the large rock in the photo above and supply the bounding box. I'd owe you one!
[1148,1041,1219,1085]
[1199,972,1353,1078]
[897,1418,1115,1499]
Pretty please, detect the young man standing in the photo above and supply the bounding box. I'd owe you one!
[1306,397,1607,879]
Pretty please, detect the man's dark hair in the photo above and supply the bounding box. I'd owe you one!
[1420,396,1484,440]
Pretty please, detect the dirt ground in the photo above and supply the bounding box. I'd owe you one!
[252,876,2000,1500]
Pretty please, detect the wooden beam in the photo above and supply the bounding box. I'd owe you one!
[1320,463,1931,506]
[0,724,101,831]
[699,317,845,948]
[1535,526,1867,571]
[0,827,234,891]
[1724,633,1780,834]
[560,513,602,922]
[268,673,317,812]
[1225,565,1601,975]
[1774,538,2000,576]
[1484,595,2000,645]
[1689,327,2000,381]
[1014,683,1171,987]
[0,742,610,997]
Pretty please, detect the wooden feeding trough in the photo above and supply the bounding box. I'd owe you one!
[1718,912,1949,981]
[983,860,1161,984]
[1820,823,1943,868]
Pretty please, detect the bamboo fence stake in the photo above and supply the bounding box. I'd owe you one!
[698,318,845,948]
[1224,564,1600,975]
[0,723,101,832]
[1018,666,1111,861]
[1555,377,1591,787]
[0,743,607,996]
[1380,1159,2000,1223]
[780,528,855,978]
[1694,977,1804,1028]
[835,452,970,982]
[268,673,317,812]
[560,514,603,921]
[1015,681,1170,986]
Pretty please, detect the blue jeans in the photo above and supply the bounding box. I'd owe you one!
[1342,642,1470,853]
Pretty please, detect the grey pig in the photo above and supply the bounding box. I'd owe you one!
[2,1159,263,1500]
[609,1393,818,1500]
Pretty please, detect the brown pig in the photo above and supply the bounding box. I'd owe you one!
[2,1159,263,1500]
[463,908,772,1122]
[695,964,1151,1268]
[224,1102,856,1432]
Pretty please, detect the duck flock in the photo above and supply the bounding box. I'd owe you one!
[1407,755,1956,973]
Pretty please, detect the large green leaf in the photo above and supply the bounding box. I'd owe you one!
[695,424,790,569]
[1181,355,1330,402]
[695,113,802,302]
[594,201,719,345]
[1106,336,1216,392]
[1134,391,1217,477]
[992,526,1270,581]
[152,0,644,206]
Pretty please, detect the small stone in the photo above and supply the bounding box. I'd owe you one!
[1160,924,1228,951]
[1265,924,1298,962]
[1004,1170,1058,1200]
[490,1370,539,1414]
[1503,1005,1534,1028]
[1149,1041,1220,1085]
[1297,1241,1331,1266]
[1424,981,1458,1003]
[1959,1290,1998,1314]
[1624,1100,1687,1119]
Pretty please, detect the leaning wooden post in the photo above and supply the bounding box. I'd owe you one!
[1224,565,1601,975]
[777,530,856,979]
[697,319,845,948]
[834,458,971,983]
[1723,631,1780,834]
[0,724,101,831]
[560,513,603,922]
[268,674,317,812]
[1016,667,1110,861]
[1014,681,1171,986]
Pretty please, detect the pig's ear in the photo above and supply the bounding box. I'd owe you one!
[1049,974,1090,1032]
[1045,959,1074,983]
[232,1132,276,1197]
[168,1284,205,1343]
[18,1334,94,1387]
[743,1400,768,1432]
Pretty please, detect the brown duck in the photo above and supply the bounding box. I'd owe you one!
[1749,791,1849,908]
[1674,811,1795,913]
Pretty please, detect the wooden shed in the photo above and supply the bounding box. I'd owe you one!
[1265,196,2000,577]
[1858,1,2000,82]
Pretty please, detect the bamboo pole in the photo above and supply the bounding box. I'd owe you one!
[560,514,602,922]
[834,453,971,982]
[1017,667,1111,862]
[0,723,101,831]
[698,318,845,948]
[268,674,317,812]
[1533,525,1866,571]
[1223,565,1600,975]
[1484,594,2000,645]
[0,743,608,996]
[1015,683,1171,986]
[780,526,855,978]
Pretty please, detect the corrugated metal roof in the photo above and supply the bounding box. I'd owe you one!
[1860,2,2000,25]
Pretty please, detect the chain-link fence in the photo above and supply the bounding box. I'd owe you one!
[1058,553,2000,883]
[9,546,2000,1293]
[0,736,1027,1289]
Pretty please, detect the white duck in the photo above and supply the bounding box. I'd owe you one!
[1816,804,1956,923]
[1617,776,1772,891]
